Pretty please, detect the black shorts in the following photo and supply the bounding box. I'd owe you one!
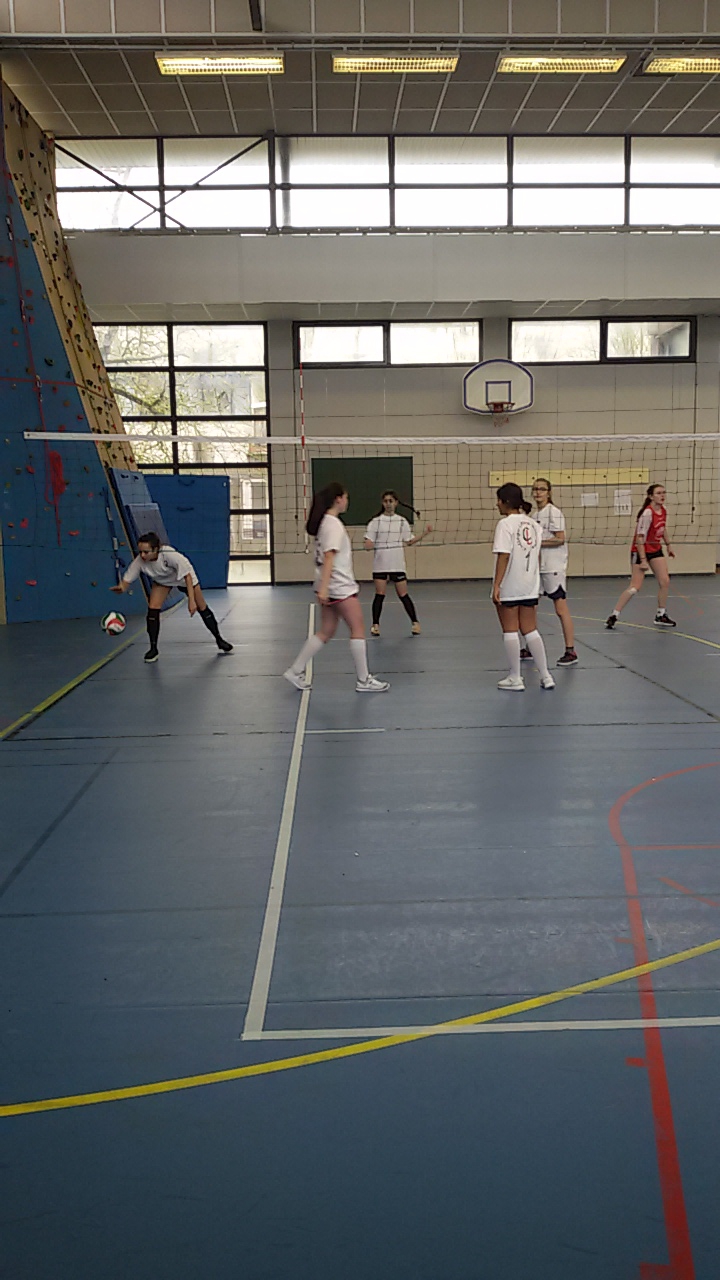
[373,572,407,583]
[498,598,539,608]
[631,548,664,566]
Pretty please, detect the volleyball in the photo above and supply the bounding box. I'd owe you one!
[101,610,126,636]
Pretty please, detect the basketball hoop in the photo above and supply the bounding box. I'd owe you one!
[488,400,514,425]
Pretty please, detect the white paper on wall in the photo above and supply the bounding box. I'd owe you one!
[581,492,599,508]
[614,488,632,516]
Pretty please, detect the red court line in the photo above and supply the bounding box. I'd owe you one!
[633,844,720,852]
[609,761,720,1279]
[659,878,720,910]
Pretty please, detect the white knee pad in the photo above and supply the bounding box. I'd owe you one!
[627,586,638,597]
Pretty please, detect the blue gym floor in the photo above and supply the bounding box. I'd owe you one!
[2,577,720,1280]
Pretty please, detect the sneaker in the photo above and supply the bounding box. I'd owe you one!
[540,675,556,690]
[283,668,311,691]
[411,622,421,636]
[497,675,525,691]
[654,613,677,628]
[356,674,390,692]
[144,646,159,663]
[556,650,578,666]
[520,647,532,660]
[370,624,380,637]
[216,638,233,653]
[605,614,617,629]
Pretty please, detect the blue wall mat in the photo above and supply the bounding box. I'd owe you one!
[145,475,230,589]
[0,137,137,623]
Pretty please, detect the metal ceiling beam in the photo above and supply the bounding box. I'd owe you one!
[248,0,263,33]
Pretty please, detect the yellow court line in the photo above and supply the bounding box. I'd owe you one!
[3,934,719,1118]
[574,615,720,652]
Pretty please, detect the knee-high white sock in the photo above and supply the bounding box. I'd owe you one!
[291,633,324,674]
[503,632,521,680]
[349,638,370,682]
[523,629,550,681]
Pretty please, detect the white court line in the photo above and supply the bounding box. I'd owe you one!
[306,728,386,735]
[242,603,314,1039]
[251,1016,720,1041]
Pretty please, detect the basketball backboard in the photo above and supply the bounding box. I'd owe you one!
[463,358,534,417]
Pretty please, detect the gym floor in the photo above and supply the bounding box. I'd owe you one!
[2,577,720,1280]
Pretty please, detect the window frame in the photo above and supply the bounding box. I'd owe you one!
[294,319,483,369]
[510,315,696,366]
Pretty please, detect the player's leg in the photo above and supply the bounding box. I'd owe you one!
[650,557,676,626]
[192,583,233,652]
[284,603,338,690]
[335,595,389,691]
[371,575,387,636]
[550,586,577,665]
[495,602,524,689]
[395,575,421,635]
[144,584,170,662]
[519,604,554,688]
[606,562,645,628]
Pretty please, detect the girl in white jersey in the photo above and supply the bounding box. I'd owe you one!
[606,483,676,630]
[364,491,432,636]
[492,483,554,692]
[284,482,390,694]
[111,531,233,663]
[520,478,578,667]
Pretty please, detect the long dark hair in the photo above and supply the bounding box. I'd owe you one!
[137,531,161,550]
[636,483,664,523]
[496,482,532,515]
[373,489,420,519]
[306,482,345,536]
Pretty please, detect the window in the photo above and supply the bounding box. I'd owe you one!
[96,322,270,577]
[630,188,720,226]
[395,188,507,227]
[279,137,389,185]
[394,137,507,184]
[512,137,625,184]
[630,138,720,184]
[282,188,390,228]
[55,140,159,187]
[298,325,385,364]
[389,323,480,365]
[511,320,601,363]
[56,189,160,230]
[606,320,692,360]
[163,138,269,186]
[163,189,271,229]
[513,187,624,227]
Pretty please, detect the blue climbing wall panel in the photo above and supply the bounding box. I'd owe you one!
[145,474,230,589]
[0,87,140,624]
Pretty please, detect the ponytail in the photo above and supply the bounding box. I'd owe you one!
[306,482,345,537]
[636,483,662,523]
[497,481,531,515]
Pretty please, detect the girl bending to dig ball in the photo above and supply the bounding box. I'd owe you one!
[492,483,554,692]
[112,532,233,663]
[284,483,389,693]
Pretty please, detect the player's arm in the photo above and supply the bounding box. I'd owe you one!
[317,550,336,605]
[663,527,675,557]
[407,523,433,547]
[635,532,649,568]
[541,530,565,548]
[492,552,509,605]
[111,558,140,593]
[363,538,375,550]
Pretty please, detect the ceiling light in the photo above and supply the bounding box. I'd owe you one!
[155,51,284,76]
[497,53,626,74]
[643,54,720,74]
[333,54,458,74]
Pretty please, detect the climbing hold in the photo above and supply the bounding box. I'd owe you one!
[20,518,28,528]
[25,579,37,586]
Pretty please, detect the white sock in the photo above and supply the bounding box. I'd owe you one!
[349,638,370,682]
[503,632,521,680]
[523,629,550,681]
[291,633,324,674]
[657,606,666,616]
[613,609,620,618]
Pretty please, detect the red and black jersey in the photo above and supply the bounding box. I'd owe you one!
[632,505,666,555]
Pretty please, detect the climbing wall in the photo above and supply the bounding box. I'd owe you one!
[0,78,142,624]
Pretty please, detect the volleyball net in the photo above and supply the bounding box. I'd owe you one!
[24,431,719,559]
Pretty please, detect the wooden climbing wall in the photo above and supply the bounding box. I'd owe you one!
[0,78,143,623]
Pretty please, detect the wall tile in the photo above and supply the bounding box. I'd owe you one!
[314,0,360,33]
[164,0,211,32]
[657,0,704,32]
[115,0,162,32]
[363,0,410,31]
[608,0,655,34]
[0,0,11,32]
[560,0,606,33]
[13,0,61,32]
[511,0,558,34]
[64,0,111,30]
[265,0,311,30]
[462,0,510,34]
[413,0,459,33]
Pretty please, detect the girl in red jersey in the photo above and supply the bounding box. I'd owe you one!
[606,483,676,629]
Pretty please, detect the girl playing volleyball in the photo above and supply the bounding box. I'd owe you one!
[284,482,390,693]
[492,483,554,692]
[364,490,432,636]
[520,477,578,667]
[112,532,233,663]
[606,484,676,629]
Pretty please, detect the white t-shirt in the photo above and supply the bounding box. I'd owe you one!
[123,545,198,587]
[314,514,358,600]
[492,514,542,602]
[365,513,413,573]
[535,502,568,574]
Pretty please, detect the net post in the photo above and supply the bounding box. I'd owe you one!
[299,360,308,552]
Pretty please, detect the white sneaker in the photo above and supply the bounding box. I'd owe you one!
[540,675,556,690]
[497,675,525,691]
[283,668,311,691]
[356,674,390,692]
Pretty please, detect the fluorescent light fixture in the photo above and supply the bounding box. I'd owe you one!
[155,51,284,75]
[333,54,458,74]
[643,54,720,74]
[497,53,626,74]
